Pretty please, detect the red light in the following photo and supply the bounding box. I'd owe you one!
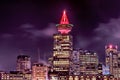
[57,10,73,34]
[60,10,69,24]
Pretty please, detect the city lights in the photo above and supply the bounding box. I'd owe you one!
[0,10,119,80]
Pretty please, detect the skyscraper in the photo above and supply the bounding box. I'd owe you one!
[52,10,73,79]
[105,45,118,78]
[16,55,31,73]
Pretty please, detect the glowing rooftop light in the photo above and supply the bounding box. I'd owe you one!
[60,10,69,24]
[57,10,73,34]
[109,45,113,49]
[63,10,66,15]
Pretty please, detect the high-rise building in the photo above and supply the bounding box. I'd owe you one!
[70,49,100,75]
[105,45,118,78]
[16,55,31,73]
[52,10,73,79]
[32,63,48,80]
[70,49,80,75]
[79,50,99,75]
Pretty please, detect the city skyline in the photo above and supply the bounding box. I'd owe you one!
[0,0,120,71]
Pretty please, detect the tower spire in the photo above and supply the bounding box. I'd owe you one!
[60,10,69,24]
[57,10,73,34]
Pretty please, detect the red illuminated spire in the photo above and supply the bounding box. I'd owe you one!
[57,10,73,34]
[60,10,69,24]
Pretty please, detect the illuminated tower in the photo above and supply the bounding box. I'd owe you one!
[105,44,118,78]
[56,10,73,34]
[52,10,73,79]
[16,55,31,73]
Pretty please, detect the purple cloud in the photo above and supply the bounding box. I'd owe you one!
[76,17,120,49]
[21,23,57,39]
[20,24,34,29]
[1,34,13,39]
[95,18,120,39]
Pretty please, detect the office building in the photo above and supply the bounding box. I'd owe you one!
[79,50,99,75]
[16,55,31,73]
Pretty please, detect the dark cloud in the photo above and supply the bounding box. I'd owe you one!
[1,34,13,39]
[76,17,120,49]
[20,24,34,29]
[20,23,57,39]
[95,18,120,39]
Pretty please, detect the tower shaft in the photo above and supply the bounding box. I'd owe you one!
[51,10,73,79]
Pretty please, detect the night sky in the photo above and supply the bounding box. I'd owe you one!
[0,0,120,71]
